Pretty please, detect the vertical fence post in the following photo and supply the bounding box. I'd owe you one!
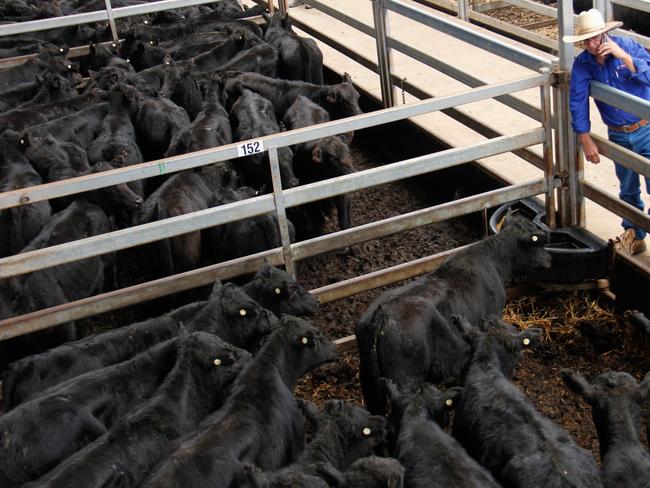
[278,0,287,15]
[540,67,557,229]
[594,0,612,21]
[267,146,296,277]
[372,0,395,108]
[103,0,119,43]
[554,0,580,227]
[457,0,469,21]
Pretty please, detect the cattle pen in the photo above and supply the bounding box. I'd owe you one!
[0,0,649,480]
[0,0,648,337]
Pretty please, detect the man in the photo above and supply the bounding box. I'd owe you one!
[565,8,650,256]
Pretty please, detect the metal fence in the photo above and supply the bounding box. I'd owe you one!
[0,0,649,341]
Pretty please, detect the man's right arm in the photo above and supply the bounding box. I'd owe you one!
[578,132,600,164]
[569,59,600,164]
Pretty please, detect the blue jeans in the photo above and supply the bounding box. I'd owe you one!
[607,123,650,240]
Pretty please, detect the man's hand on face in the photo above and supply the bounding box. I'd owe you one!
[598,35,626,60]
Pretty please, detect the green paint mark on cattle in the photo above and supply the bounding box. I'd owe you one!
[158,163,166,175]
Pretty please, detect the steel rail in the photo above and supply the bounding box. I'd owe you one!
[290,18,546,170]
[580,181,650,233]
[611,0,650,14]
[0,73,546,211]
[311,243,472,305]
[590,81,650,122]
[0,127,546,279]
[385,0,553,70]
[592,132,650,179]
[0,0,220,37]
[384,35,542,121]
[0,178,546,339]
[290,177,548,261]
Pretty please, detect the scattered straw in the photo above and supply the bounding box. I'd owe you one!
[504,291,618,342]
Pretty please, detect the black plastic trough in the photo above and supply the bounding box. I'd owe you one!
[489,198,608,283]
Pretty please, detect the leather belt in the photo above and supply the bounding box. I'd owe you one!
[607,119,649,133]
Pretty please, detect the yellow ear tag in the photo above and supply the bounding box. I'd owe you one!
[239,309,246,316]
[59,48,64,53]
[532,235,539,242]
[523,338,531,346]
[149,41,154,45]
[301,337,308,345]
[275,288,281,295]
[213,358,222,366]
[67,64,72,69]
[362,428,371,436]
[445,399,453,407]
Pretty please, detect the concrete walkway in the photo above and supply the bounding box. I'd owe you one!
[248,0,650,264]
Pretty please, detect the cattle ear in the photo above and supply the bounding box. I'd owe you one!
[163,54,173,66]
[560,369,596,403]
[209,280,223,298]
[297,399,320,427]
[323,399,343,413]
[342,72,351,83]
[640,371,650,399]
[312,147,322,164]
[442,386,462,409]
[325,87,337,104]
[451,314,477,341]
[34,58,48,70]
[242,463,263,486]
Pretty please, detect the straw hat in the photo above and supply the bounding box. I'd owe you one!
[562,8,623,43]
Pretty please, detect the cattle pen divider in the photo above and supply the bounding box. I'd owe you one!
[0,0,649,343]
[0,68,552,340]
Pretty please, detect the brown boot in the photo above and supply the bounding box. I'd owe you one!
[614,229,647,256]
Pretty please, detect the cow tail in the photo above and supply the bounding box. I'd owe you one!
[155,202,175,276]
[297,40,312,83]
[9,207,25,254]
[1,358,33,410]
[357,312,389,415]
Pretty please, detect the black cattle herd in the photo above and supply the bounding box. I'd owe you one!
[0,0,361,353]
[0,1,649,487]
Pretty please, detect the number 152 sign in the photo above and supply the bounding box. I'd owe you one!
[237,140,264,157]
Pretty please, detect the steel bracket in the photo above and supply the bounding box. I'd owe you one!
[550,69,570,89]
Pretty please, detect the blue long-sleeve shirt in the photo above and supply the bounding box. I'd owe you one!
[569,35,650,134]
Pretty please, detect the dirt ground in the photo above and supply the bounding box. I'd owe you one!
[291,139,650,462]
